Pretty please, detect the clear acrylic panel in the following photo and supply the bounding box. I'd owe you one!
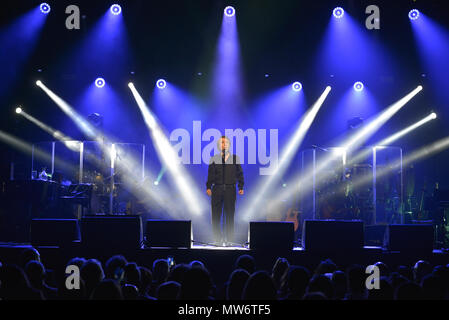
[373,146,403,224]
[81,141,112,184]
[31,141,53,178]
[53,141,82,184]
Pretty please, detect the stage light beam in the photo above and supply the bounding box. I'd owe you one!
[243,86,332,221]
[129,83,207,217]
[259,85,424,220]
[377,112,437,146]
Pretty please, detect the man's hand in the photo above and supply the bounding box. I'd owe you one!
[206,189,212,196]
[238,189,244,195]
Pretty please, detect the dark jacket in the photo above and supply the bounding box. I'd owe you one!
[206,153,244,191]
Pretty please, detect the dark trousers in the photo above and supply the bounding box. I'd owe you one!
[211,184,236,243]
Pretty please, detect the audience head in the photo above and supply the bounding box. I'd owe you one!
[90,279,123,300]
[413,260,432,284]
[374,261,390,278]
[157,281,181,300]
[242,271,276,300]
[105,255,127,281]
[397,265,413,281]
[226,269,250,300]
[346,265,367,298]
[307,274,334,299]
[271,257,289,287]
[314,258,337,276]
[24,260,45,289]
[189,260,205,269]
[0,264,41,300]
[67,257,87,269]
[152,259,170,284]
[138,266,152,296]
[123,262,141,288]
[234,255,255,274]
[80,259,104,296]
[180,266,213,300]
[168,263,190,284]
[285,266,310,299]
[332,270,347,300]
[20,247,40,268]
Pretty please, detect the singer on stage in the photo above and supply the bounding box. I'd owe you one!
[206,136,244,246]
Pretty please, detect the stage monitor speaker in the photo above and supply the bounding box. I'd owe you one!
[249,221,294,250]
[80,215,142,250]
[302,220,364,252]
[31,219,80,246]
[385,224,434,253]
[364,224,387,247]
[145,220,191,248]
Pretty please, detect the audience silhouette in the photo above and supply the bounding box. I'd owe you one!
[0,249,448,300]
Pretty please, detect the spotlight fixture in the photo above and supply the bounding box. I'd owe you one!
[156,79,166,89]
[36,80,42,86]
[409,9,420,20]
[128,82,134,88]
[95,78,105,88]
[15,107,22,114]
[110,4,122,15]
[154,181,159,186]
[292,82,303,92]
[354,81,364,92]
[430,112,437,119]
[333,7,344,18]
[224,6,235,17]
[40,3,51,14]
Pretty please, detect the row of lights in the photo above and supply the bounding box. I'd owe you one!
[291,81,364,92]
[333,7,421,20]
[94,77,167,89]
[39,3,122,15]
[95,78,363,92]
[39,3,233,17]
[39,4,420,21]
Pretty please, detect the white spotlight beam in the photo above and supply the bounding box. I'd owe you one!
[346,112,437,167]
[0,130,75,172]
[377,112,436,146]
[36,81,97,139]
[36,81,181,215]
[19,109,73,142]
[129,83,207,216]
[349,134,449,196]
[342,86,423,151]
[243,86,331,220]
[258,86,423,219]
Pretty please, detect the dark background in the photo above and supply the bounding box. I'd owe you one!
[0,0,448,197]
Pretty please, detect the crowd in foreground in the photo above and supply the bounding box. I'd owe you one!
[0,247,448,300]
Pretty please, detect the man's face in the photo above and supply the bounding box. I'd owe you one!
[220,138,230,152]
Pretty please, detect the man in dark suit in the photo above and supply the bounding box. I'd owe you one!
[206,136,244,245]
